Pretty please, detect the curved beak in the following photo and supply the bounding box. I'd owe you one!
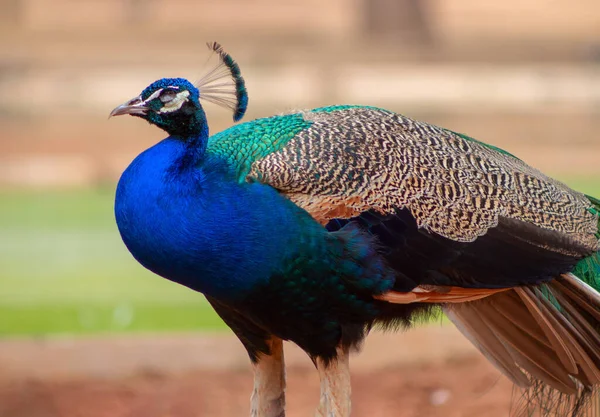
[109,96,148,117]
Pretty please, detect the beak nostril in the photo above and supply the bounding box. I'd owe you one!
[128,98,142,106]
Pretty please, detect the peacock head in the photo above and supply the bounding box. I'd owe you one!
[109,42,247,138]
[110,78,204,137]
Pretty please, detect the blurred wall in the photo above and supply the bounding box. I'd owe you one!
[0,0,599,186]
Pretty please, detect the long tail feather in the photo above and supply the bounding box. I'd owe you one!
[444,304,532,388]
[444,272,600,416]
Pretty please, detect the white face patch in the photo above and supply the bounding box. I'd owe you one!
[158,90,190,114]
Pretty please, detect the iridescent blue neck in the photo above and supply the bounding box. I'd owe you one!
[169,110,210,170]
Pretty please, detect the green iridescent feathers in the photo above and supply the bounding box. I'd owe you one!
[574,196,600,290]
[588,195,600,223]
[207,112,312,181]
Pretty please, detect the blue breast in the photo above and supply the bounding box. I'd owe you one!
[115,138,306,301]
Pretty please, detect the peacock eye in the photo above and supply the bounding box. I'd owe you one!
[159,90,177,103]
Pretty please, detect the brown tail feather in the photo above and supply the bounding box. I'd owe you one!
[538,291,600,386]
[442,273,600,417]
[445,303,532,388]
[515,287,578,375]
[476,292,578,393]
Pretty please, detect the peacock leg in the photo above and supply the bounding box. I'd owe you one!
[251,336,286,417]
[315,346,351,417]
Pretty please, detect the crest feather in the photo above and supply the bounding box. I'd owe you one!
[196,42,248,122]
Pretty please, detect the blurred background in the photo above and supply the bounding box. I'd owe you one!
[0,0,598,416]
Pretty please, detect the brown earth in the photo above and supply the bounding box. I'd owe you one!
[0,326,521,417]
[0,357,514,417]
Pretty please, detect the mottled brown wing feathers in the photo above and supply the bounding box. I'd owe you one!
[249,107,598,254]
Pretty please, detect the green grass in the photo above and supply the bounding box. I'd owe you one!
[0,187,226,336]
[564,178,600,197]
[1,177,599,336]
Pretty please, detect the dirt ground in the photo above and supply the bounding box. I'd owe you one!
[0,326,521,417]
[0,357,514,417]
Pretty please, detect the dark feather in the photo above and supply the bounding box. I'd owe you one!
[327,209,583,291]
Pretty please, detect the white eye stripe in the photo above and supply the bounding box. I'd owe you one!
[144,85,179,103]
[158,90,190,113]
[145,88,163,102]
[144,86,180,103]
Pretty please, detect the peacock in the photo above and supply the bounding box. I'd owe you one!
[110,43,600,417]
